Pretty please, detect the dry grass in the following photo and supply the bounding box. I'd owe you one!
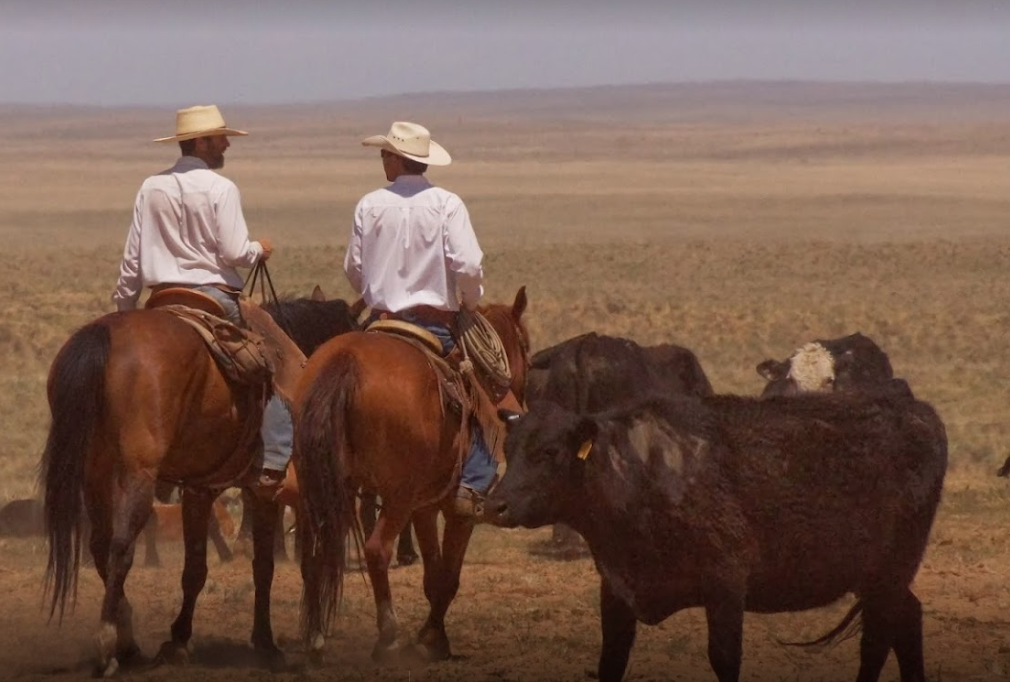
[2,83,1010,680]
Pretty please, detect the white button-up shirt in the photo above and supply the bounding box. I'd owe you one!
[112,156,264,311]
[344,174,484,313]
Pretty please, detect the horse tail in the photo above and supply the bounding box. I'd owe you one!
[295,352,356,647]
[38,321,110,621]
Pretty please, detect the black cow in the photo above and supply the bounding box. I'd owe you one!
[488,388,947,682]
[756,332,894,397]
[524,332,713,556]
[0,498,45,537]
[527,332,713,408]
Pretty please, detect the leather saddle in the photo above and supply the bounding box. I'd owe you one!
[145,288,272,386]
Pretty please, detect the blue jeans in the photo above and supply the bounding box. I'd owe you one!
[368,312,494,494]
[194,286,292,474]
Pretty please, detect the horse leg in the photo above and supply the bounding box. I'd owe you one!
[414,510,474,661]
[95,473,155,676]
[156,488,214,665]
[248,494,285,669]
[233,488,255,557]
[142,510,160,567]
[273,502,288,561]
[364,503,411,661]
[396,522,418,567]
[208,500,234,563]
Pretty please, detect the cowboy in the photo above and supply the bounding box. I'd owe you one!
[111,104,291,499]
[344,121,496,519]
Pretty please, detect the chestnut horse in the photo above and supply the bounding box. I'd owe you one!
[295,287,531,662]
[40,292,360,676]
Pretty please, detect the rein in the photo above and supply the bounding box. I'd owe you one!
[244,259,293,338]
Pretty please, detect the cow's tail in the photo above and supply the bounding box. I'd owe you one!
[39,321,110,622]
[295,353,354,649]
[779,600,864,649]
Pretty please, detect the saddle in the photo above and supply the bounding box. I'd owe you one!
[145,288,273,386]
[364,317,508,468]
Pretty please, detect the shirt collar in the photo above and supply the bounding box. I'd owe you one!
[172,155,210,172]
[390,174,431,189]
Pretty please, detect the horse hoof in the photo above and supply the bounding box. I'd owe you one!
[255,647,287,672]
[396,554,418,567]
[96,657,119,678]
[154,641,190,666]
[371,639,406,663]
[414,628,451,661]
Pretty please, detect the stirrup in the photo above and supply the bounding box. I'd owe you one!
[452,486,485,522]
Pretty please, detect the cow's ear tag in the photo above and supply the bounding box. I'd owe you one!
[576,439,594,461]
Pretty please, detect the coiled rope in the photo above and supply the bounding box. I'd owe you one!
[457,308,511,390]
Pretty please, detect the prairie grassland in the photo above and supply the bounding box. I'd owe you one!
[2,86,1010,496]
[2,83,1010,680]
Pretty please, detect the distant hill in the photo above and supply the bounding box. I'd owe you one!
[3,81,1010,127]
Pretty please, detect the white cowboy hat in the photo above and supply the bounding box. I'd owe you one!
[361,121,452,166]
[153,104,249,143]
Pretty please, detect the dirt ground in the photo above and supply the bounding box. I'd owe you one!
[3,477,1010,682]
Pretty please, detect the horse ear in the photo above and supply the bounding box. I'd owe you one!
[512,285,528,319]
[350,298,368,320]
[311,285,326,302]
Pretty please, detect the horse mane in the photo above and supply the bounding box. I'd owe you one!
[262,296,361,357]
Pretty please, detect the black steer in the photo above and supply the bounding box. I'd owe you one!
[488,388,947,682]
[525,332,714,556]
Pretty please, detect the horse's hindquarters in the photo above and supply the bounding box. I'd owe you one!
[104,311,260,485]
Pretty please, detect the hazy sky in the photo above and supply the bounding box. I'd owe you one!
[2,0,1009,105]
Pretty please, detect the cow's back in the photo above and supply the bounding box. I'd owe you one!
[529,333,712,410]
[702,391,946,610]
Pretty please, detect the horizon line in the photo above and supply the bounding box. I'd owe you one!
[2,78,1010,109]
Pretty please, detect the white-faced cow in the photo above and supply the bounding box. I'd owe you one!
[756,332,894,397]
[524,332,713,555]
[487,387,947,682]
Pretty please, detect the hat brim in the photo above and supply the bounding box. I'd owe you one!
[361,135,452,166]
[153,127,249,143]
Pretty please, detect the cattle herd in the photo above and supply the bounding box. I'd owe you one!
[2,329,950,682]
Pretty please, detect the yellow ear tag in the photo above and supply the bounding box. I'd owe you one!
[576,439,594,461]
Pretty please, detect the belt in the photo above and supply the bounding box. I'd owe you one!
[151,283,241,296]
[373,305,457,327]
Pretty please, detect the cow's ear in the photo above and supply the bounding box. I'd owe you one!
[757,359,787,381]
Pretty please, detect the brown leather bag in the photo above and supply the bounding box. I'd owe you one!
[156,305,273,385]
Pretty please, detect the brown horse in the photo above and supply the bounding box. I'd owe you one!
[295,287,530,663]
[40,292,360,676]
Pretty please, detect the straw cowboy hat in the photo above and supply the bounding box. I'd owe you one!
[361,121,452,166]
[153,104,248,143]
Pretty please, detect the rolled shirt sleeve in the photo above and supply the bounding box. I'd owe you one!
[443,198,484,310]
